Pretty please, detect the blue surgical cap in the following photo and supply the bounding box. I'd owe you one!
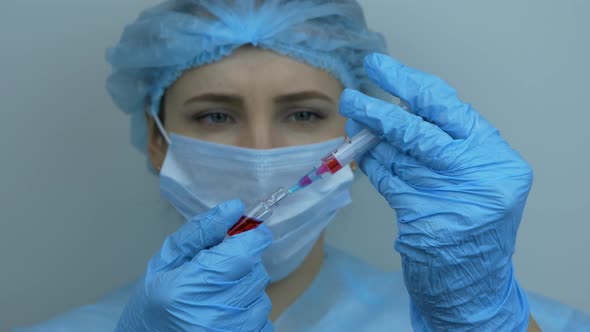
[106,0,387,152]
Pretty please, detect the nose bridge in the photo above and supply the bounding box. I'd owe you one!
[247,117,274,149]
[237,85,279,149]
[238,98,275,149]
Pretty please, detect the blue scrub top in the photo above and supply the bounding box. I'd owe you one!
[15,246,590,331]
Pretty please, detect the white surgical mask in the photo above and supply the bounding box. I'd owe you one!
[159,133,354,281]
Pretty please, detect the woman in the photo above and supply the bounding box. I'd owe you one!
[17,0,589,331]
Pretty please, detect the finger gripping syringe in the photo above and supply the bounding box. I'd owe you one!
[227,128,381,237]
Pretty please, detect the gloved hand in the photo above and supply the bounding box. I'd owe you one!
[115,199,274,332]
[340,53,533,331]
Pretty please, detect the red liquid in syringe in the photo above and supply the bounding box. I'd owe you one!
[319,154,343,174]
[227,215,263,236]
[295,154,344,191]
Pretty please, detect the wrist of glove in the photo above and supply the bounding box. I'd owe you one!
[401,245,529,331]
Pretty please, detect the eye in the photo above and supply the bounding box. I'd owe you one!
[286,109,325,123]
[192,112,235,126]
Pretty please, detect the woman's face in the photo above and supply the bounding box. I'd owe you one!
[147,47,347,169]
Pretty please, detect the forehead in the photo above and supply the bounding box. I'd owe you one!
[167,47,343,99]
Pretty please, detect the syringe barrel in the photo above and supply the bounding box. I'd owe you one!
[226,187,288,237]
[245,200,274,221]
[331,129,381,166]
[244,186,289,221]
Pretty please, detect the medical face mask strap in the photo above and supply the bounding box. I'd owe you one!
[152,113,171,145]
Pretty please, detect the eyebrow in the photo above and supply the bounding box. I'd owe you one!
[184,93,242,106]
[183,91,336,106]
[274,91,335,104]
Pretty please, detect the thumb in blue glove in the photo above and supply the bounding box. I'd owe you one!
[340,53,533,331]
[115,199,274,332]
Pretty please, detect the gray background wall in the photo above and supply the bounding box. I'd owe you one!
[1,0,588,330]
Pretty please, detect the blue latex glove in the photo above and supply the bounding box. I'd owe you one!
[340,53,533,331]
[115,199,274,332]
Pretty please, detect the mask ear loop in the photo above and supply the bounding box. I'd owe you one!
[152,113,171,145]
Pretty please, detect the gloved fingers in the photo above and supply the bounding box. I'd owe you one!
[223,262,270,308]
[258,319,275,332]
[347,120,433,183]
[365,139,414,168]
[175,260,269,310]
[364,53,484,140]
[393,163,461,189]
[186,260,269,308]
[367,143,459,188]
[150,199,246,271]
[137,258,270,328]
[340,89,455,170]
[193,224,272,282]
[344,118,365,137]
[348,119,417,167]
[196,294,273,332]
[176,293,271,332]
[238,294,274,332]
[359,153,415,204]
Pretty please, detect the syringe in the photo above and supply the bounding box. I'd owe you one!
[227,187,289,236]
[288,128,381,193]
[227,128,382,237]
